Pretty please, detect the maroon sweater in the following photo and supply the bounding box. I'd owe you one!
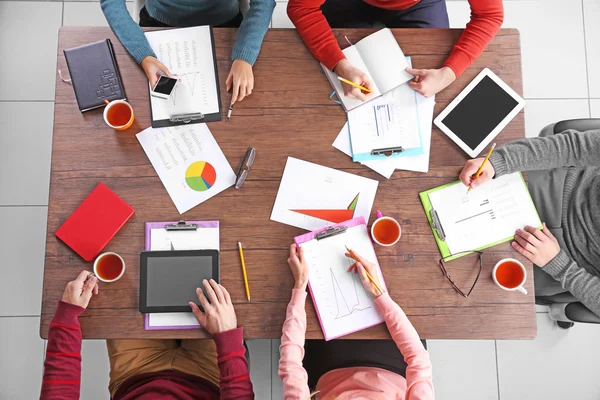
[40,301,254,399]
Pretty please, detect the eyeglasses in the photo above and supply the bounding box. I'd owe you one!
[438,251,483,298]
[235,147,256,189]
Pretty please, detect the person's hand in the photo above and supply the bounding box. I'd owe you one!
[512,223,561,267]
[459,157,495,190]
[334,59,376,102]
[226,60,254,104]
[287,244,309,291]
[346,250,383,298]
[61,271,99,309]
[141,56,174,88]
[189,279,237,335]
[406,66,456,98]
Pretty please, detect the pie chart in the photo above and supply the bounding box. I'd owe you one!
[185,161,217,192]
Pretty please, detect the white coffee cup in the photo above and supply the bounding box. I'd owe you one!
[492,258,527,295]
[93,252,126,283]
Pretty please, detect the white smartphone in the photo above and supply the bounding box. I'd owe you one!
[151,75,178,99]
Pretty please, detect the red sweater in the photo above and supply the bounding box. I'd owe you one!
[287,0,504,77]
[40,301,254,399]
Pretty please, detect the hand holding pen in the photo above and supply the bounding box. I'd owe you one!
[459,143,496,192]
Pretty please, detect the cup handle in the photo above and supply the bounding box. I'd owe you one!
[104,99,110,105]
[376,210,383,219]
[517,286,528,295]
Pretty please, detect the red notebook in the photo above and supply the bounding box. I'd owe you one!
[56,183,135,262]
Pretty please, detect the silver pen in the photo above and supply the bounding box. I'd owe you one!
[226,103,234,123]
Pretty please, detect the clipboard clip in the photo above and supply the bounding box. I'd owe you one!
[430,209,446,242]
[371,146,404,157]
[165,220,198,231]
[169,112,205,124]
[315,225,348,241]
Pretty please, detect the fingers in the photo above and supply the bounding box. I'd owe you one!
[346,261,358,273]
[288,244,298,264]
[226,71,233,92]
[523,225,546,242]
[349,250,370,268]
[237,83,247,102]
[75,270,92,284]
[196,287,210,311]
[156,60,172,77]
[406,67,426,77]
[189,301,207,326]
[542,222,557,241]
[220,284,232,305]
[209,279,225,304]
[408,80,424,95]
[203,279,218,304]
[93,282,99,295]
[297,245,305,262]
[82,276,97,301]
[231,80,240,104]
[512,240,534,261]
[514,233,537,253]
[346,86,368,101]
[356,262,371,287]
[517,228,541,247]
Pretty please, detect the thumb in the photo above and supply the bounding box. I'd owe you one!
[156,60,172,78]
[189,302,207,326]
[82,277,97,302]
[406,67,426,77]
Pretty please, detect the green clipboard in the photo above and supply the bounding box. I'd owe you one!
[419,172,542,259]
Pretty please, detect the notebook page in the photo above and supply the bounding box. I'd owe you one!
[355,28,413,94]
[145,26,220,121]
[300,225,385,340]
[322,45,381,111]
[428,173,542,255]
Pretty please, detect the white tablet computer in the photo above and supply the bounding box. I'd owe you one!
[434,68,525,158]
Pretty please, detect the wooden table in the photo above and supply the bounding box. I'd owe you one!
[41,27,535,340]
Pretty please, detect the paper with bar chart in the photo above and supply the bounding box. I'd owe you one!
[270,157,378,231]
[136,124,236,214]
[296,222,385,340]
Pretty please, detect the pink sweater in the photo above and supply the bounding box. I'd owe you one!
[278,289,434,400]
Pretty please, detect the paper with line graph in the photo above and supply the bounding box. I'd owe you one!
[270,157,378,231]
[145,26,219,123]
[427,172,542,255]
[295,218,386,340]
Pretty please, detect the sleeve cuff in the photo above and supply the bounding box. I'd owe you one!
[291,288,308,303]
[232,47,259,66]
[443,49,472,79]
[488,152,508,178]
[542,249,572,278]
[374,292,395,313]
[214,327,245,357]
[324,52,346,72]
[52,301,85,327]
[129,45,157,65]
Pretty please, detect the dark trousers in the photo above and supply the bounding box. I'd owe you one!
[139,7,244,28]
[320,0,449,29]
[303,339,427,389]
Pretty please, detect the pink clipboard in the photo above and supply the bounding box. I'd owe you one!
[294,216,386,340]
[144,220,219,331]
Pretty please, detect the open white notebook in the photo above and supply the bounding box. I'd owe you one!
[322,28,413,111]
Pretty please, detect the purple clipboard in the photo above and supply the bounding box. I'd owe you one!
[294,216,386,341]
[144,220,219,331]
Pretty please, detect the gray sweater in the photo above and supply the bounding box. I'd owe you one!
[488,129,600,316]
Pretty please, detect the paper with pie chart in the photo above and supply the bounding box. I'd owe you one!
[136,124,236,214]
[270,157,379,231]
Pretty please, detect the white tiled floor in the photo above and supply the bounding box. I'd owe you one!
[1,0,600,399]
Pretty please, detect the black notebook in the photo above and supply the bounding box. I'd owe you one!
[64,39,126,112]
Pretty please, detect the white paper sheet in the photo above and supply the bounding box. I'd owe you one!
[270,157,379,231]
[147,226,220,328]
[347,83,422,158]
[136,124,236,214]
[300,225,385,340]
[332,90,435,177]
[428,173,542,254]
[145,26,220,121]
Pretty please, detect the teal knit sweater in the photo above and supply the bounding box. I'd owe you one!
[101,0,275,65]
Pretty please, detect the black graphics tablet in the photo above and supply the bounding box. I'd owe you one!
[140,250,219,313]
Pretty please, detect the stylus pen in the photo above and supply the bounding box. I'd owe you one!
[238,242,251,301]
[467,142,496,194]
[226,103,234,123]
